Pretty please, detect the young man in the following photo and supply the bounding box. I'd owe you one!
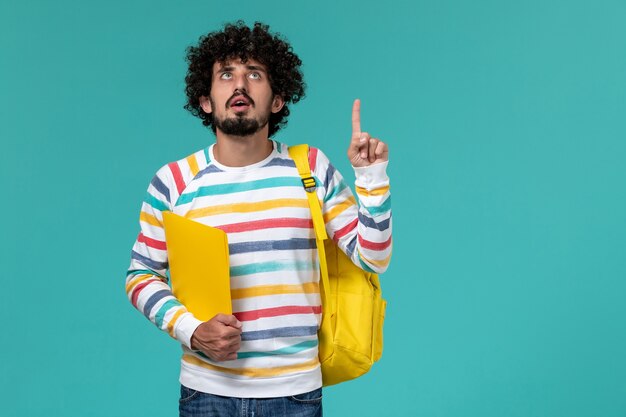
[126,21,392,417]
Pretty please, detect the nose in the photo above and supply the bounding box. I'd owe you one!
[233,73,248,92]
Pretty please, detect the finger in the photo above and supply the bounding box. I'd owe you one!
[221,328,242,341]
[352,99,361,137]
[214,350,238,362]
[228,338,241,351]
[368,138,379,163]
[375,141,388,160]
[349,129,368,155]
[359,132,371,158]
[225,329,242,339]
[215,314,242,329]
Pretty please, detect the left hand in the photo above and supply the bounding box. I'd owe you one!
[347,99,389,167]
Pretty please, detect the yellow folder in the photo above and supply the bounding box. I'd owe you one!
[162,211,232,321]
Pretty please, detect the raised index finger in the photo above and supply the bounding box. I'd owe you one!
[352,99,361,137]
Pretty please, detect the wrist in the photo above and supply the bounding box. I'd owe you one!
[174,313,203,349]
[353,161,389,188]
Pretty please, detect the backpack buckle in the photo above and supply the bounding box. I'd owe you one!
[301,176,316,192]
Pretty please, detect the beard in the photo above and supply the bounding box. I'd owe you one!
[214,113,269,137]
[210,95,270,137]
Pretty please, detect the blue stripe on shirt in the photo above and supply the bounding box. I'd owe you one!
[229,238,316,255]
[131,250,168,271]
[241,326,319,341]
[358,212,391,231]
[263,158,296,168]
[143,289,172,316]
[323,163,336,190]
[150,175,171,203]
[345,238,357,258]
[193,164,223,181]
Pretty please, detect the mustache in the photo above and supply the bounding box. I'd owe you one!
[227,90,255,108]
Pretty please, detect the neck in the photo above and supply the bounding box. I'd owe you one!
[213,128,273,167]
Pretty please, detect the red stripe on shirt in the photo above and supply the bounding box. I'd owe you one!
[168,162,186,195]
[218,218,313,234]
[333,218,358,241]
[358,234,392,250]
[234,305,322,322]
[131,278,161,307]
[308,147,318,172]
[138,233,167,250]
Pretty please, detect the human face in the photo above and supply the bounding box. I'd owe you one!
[200,58,284,137]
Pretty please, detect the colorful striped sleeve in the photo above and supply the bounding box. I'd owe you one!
[126,164,203,348]
[311,148,392,273]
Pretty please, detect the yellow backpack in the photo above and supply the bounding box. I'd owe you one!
[289,144,387,386]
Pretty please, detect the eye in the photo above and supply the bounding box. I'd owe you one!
[220,72,232,80]
[248,72,261,80]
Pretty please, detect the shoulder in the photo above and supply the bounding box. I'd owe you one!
[147,147,212,204]
[308,146,336,175]
[158,147,212,190]
[284,143,332,171]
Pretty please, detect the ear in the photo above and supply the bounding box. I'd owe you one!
[199,96,212,114]
[271,95,284,113]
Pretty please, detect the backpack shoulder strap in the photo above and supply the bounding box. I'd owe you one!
[289,144,331,305]
[288,144,328,241]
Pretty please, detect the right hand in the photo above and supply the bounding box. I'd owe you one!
[190,314,242,362]
[347,99,389,167]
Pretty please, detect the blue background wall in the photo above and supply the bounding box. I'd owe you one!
[2,0,625,415]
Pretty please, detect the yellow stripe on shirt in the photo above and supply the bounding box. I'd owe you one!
[355,185,390,197]
[140,211,162,227]
[166,307,188,337]
[182,354,319,378]
[358,249,392,269]
[323,196,356,224]
[125,274,153,294]
[231,282,320,300]
[186,154,200,176]
[186,199,309,219]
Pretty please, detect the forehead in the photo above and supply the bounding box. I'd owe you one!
[212,57,267,73]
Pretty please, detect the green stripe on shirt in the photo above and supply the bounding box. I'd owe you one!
[155,299,182,328]
[177,177,302,205]
[145,194,169,211]
[237,339,318,359]
[230,260,317,277]
[361,195,392,216]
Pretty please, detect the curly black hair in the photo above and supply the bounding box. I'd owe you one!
[184,21,306,137]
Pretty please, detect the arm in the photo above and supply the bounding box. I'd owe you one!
[312,100,392,273]
[125,166,241,359]
[126,166,203,348]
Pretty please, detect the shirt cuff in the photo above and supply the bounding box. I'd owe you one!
[353,161,390,189]
[173,313,203,349]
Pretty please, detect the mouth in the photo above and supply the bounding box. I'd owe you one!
[228,95,253,111]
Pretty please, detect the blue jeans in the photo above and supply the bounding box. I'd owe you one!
[179,385,323,417]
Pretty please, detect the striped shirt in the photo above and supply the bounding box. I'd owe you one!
[126,140,392,397]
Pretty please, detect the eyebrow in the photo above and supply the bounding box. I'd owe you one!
[245,65,266,72]
[217,65,267,73]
